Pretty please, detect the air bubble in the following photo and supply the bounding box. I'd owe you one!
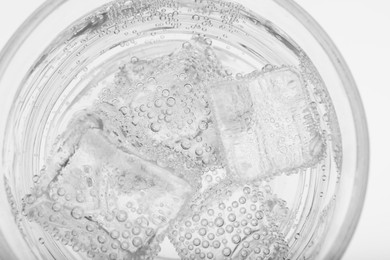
[71,207,84,219]
[154,99,163,107]
[132,237,143,247]
[162,89,170,97]
[222,247,231,256]
[166,97,176,107]
[150,122,161,132]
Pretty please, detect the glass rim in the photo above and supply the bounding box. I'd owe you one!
[0,0,369,259]
[272,1,369,259]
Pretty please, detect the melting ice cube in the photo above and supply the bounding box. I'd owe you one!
[208,66,325,180]
[95,37,228,188]
[23,117,193,259]
[168,180,289,260]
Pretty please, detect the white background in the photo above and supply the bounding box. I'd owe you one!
[0,0,389,259]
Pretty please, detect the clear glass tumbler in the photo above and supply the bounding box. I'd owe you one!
[0,0,369,259]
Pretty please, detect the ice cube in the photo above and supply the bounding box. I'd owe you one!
[168,180,289,260]
[208,66,325,180]
[95,37,228,188]
[23,120,193,259]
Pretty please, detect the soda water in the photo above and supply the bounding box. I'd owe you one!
[9,0,342,259]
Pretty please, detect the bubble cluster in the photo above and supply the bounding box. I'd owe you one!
[169,180,289,260]
[24,128,193,260]
[95,36,228,188]
[208,66,326,183]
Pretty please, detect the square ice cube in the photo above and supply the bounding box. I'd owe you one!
[168,180,289,260]
[24,122,193,259]
[94,36,228,188]
[208,66,325,180]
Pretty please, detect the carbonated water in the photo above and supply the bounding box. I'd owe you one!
[5,0,342,259]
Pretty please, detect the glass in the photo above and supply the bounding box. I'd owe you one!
[0,0,369,259]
